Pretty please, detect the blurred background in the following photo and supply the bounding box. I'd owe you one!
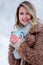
[0,0,43,65]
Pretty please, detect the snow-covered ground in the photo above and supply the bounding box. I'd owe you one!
[0,34,9,65]
[0,0,43,65]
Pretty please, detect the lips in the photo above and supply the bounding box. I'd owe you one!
[22,19,29,22]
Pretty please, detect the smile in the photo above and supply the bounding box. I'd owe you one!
[22,19,29,22]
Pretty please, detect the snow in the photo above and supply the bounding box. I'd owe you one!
[0,34,9,65]
[0,0,43,65]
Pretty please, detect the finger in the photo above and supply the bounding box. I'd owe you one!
[10,34,17,41]
[10,34,17,43]
[10,37,17,44]
[11,34,20,41]
[10,34,19,43]
[12,34,20,40]
[11,34,19,42]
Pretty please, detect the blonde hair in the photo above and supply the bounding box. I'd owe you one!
[14,1,40,29]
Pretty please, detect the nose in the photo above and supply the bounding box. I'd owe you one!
[24,14,26,18]
[23,14,28,20]
[23,14,27,18]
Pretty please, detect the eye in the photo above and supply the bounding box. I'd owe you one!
[26,12,29,14]
[26,12,31,15]
[20,13,24,15]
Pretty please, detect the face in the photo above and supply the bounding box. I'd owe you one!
[19,6,32,26]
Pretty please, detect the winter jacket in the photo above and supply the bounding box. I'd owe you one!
[18,22,43,65]
[8,22,43,65]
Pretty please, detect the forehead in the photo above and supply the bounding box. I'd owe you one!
[19,6,28,12]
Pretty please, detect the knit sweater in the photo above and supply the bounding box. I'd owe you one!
[10,23,32,59]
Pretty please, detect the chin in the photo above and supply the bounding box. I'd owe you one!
[23,23,28,26]
[21,22,28,26]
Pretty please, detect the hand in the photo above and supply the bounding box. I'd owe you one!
[10,33,21,44]
[10,33,26,50]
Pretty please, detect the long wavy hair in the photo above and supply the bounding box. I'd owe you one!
[14,1,40,29]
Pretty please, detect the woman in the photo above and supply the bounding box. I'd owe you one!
[8,1,43,65]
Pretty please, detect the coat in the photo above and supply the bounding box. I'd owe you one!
[8,22,43,65]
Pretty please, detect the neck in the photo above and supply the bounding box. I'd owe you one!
[19,22,32,37]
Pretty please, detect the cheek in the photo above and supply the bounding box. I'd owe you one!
[27,15,31,19]
[19,15,23,21]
